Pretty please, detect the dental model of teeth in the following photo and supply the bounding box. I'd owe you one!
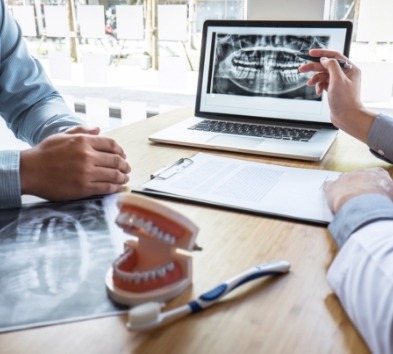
[105,193,199,306]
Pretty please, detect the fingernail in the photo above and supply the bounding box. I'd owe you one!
[320,57,327,62]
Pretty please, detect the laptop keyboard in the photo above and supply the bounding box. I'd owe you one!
[189,120,317,142]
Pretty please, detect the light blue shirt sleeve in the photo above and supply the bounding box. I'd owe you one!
[0,1,86,209]
[327,195,393,354]
[328,194,393,248]
[368,113,393,163]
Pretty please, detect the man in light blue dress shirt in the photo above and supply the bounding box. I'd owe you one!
[300,49,393,354]
[0,1,131,209]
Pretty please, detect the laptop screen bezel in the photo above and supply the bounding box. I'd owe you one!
[194,20,353,129]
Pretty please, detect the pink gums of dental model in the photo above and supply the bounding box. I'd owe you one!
[106,193,199,306]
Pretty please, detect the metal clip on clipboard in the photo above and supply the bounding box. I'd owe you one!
[150,158,194,180]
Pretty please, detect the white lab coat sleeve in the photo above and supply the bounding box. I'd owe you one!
[327,221,393,354]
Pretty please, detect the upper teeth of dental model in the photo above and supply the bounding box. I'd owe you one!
[116,212,176,245]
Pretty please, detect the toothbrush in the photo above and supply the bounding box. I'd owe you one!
[127,260,290,331]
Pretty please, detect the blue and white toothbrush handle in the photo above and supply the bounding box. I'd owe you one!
[187,260,290,312]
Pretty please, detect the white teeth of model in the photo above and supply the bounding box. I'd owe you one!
[157,267,167,278]
[117,212,130,225]
[134,216,145,229]
[148,270,156,281]
[163,233,172,243]
[156,230,164,240]
[133,273,142,283]
[144,220,153,233]
[116,266,159,283]
[150,225,159,237]
[141,272,150,282]
[166,262,175,272]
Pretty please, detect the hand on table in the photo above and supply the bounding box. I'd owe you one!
[20,126,131,202]
[324,167,393,214]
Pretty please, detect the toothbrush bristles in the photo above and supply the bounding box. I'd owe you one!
[127,302,162,328]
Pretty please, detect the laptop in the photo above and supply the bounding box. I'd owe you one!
[149,20,353,161]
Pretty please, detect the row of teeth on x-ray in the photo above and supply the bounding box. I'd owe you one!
[215,33,329,95]
[1,201,108,298]
[218,48,312,94]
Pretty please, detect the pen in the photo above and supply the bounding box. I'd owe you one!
[296,53,352,70]
[150,158,185,179]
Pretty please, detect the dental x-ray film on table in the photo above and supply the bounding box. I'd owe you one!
[149,20,353,161]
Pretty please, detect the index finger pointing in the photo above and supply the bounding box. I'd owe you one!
[298,61,325,74]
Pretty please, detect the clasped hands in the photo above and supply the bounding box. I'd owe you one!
[20,126,131,202]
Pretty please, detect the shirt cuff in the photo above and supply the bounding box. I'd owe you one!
[328,194,393,248]
[368,113,393,163]
[0,151,22,209]
[29,112,85,144]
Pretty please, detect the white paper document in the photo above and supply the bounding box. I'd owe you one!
[134,153,341,224]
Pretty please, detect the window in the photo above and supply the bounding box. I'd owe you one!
[5,0,247,125]
[329,0,393,103]
[6,0,392,127]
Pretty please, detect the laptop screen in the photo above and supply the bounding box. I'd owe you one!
[195,20,353,125]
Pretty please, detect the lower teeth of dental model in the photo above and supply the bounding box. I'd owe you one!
[114,261,176,283]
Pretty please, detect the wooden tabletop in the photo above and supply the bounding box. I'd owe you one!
[2,108,391,354]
